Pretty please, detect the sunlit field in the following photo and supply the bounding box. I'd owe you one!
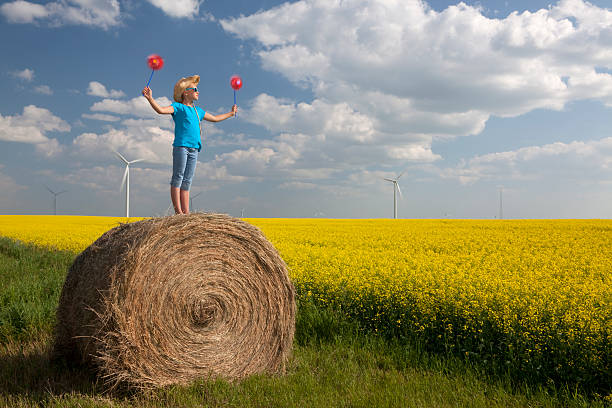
[0,216,146,253]
[0,215,610,397]
[250,218,611,393]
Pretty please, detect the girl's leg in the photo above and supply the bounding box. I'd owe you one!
[180,148,199,214]
[180,189,190,214]
[171,146,188,214]
[171,186,182,214]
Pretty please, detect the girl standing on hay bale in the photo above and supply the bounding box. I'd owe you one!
[142,75,237,214]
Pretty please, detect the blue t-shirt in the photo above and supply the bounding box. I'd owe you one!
[171,102,206,151]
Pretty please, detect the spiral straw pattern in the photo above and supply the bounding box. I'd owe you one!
[53,213,296,388]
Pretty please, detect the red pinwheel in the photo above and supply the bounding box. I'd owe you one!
[147,54,164,71]
[230,75,243,91]
[230,75,242,118]
[145,54,164,87]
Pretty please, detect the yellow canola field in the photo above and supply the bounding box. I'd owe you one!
[0,215,146,253]
[250,218,611,390]
[0,215,610,389]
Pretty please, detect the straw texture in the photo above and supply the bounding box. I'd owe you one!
[53,213,296,388]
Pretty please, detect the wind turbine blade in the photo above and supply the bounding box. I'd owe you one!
[383,178,394,182]
[114,150,129,165]
[57,190,68,195]
[129,158,145,164]
[44,185,55,195]
[397,171,405,180]
[397,183,402,197]
[120,166,128,191]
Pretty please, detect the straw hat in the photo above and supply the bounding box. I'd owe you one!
[173,75,200,103]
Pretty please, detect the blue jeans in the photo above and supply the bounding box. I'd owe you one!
[171,146,198,191]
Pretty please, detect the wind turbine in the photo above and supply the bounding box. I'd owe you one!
[45,185,67,215]
[114,151,144,218]
[384,172,403,219]
[190,192,202,212]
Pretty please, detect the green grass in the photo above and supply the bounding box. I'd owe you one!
[0,237,74,343]
[0,237,608,407]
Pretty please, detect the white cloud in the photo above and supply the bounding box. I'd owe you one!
[217,147,277,174]
[50,164,170,194]
[437,137,612,184]
[196,161,248,182]
[34,85,53,95]
[90,95,173,117]
[146,0,202,19]
[82,113,121,122]
[0,105,69,156]
[245,93,375,142]
[1,0,121,29]
[243,93,441,168]
[10,68,34,81]
[0,1,47,23]
[73,125,173,164]
[387,145,441,161]
[87,81,126,98]
[36,137,62,157]
[221,0,612,172]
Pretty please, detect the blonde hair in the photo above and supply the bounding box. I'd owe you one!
[173,75,200,103]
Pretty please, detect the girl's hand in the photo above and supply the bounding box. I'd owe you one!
[232,104,238,116]
[142,87,152,99]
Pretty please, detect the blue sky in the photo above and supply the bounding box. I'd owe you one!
[1,0,611,218]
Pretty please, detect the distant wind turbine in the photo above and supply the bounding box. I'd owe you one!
[384,172,404,219]
[190,192,202,212]
[45,185,67,215]
[114,151,144,218]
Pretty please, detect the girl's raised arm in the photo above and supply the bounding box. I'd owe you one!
[142,87,174,114]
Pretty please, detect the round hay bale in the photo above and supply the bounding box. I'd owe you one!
[53,213,295,388]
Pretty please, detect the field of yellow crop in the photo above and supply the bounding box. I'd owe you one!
[0,215,610,391]
[0,215,146,253]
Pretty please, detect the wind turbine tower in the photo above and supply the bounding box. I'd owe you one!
[115,151,144,218]
[45,185,67,215]
[384,172,404,219]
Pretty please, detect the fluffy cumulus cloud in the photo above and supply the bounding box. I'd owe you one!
[90,95,173,118]
[222,0,612,115]
[0,0,47,23]
[73,125,174,164]
[221,0,612,183]
[0,105,69,156]
[0,0,121,29]
[87,81,126,98]
[146,0,202,18]
[234,93,440,179]
[437,137,612,184]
